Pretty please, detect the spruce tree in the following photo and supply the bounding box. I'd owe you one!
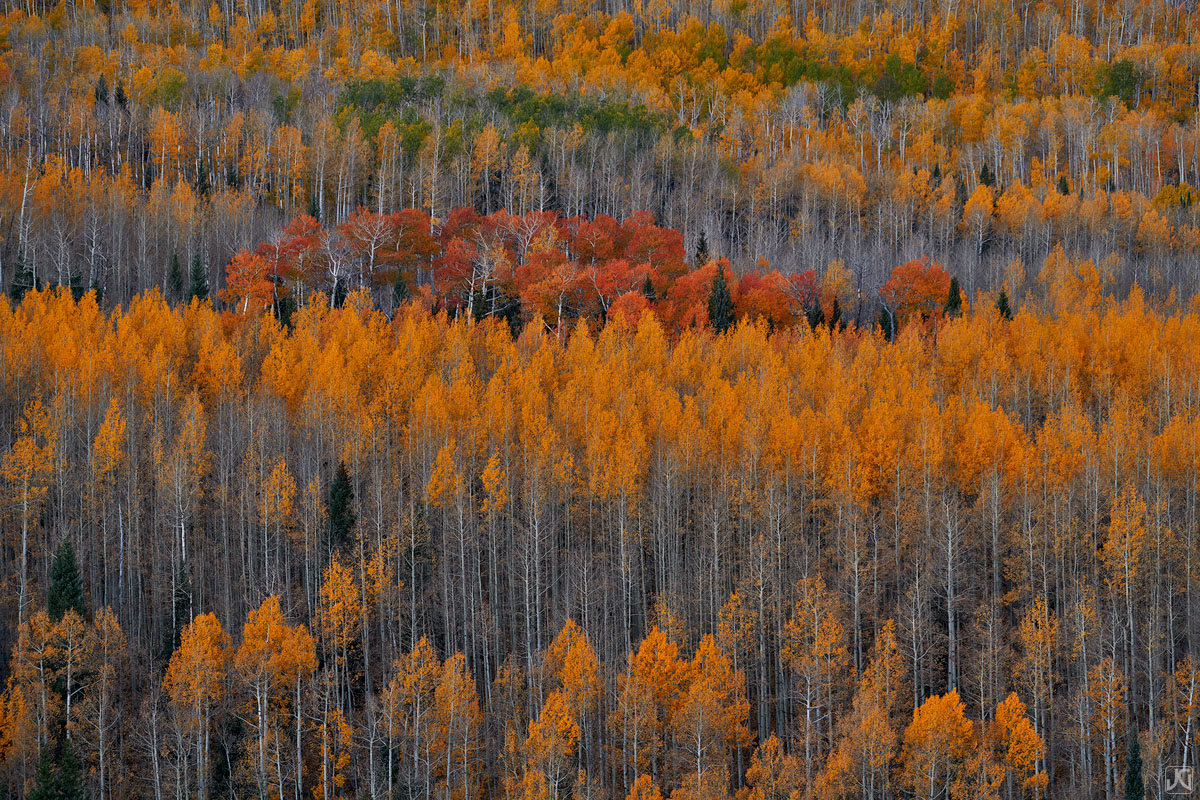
[26,748,56,800]
[996,289,1013,320]
[694,230,709,265]
[114,79,127,109]
[94,74,109,105]
[196,162,210,197]
[830,297,843,330]
[806,299,825,329]
[48,539,86,622]
[187,253,209,302]
[1057,175,1070,195]
[56,740,84,800]
[68,272,84,301]
[707,266,734,334]
[393,276,411,308]
[168,252,184,300]
[641,274,656,302]
[1124,735,1144,800]
[308,187,322,221]
[328,461,356,549]
[944,276,963,317]
[979,162,995,187]
[879,308,895,341]
[9,260,37,303]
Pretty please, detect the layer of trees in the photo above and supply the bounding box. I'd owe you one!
[0,251,1195,797]
[2,0,1200,303]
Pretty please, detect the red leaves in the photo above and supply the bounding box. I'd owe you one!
[879,257,951,327]
[224,205,959,338]
[220,251,274,315]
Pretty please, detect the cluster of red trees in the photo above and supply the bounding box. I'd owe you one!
[223,207,957,334]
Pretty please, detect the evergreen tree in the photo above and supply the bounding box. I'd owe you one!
[1124,735,1144,800]
[168,252,184,300]
[308,187,322,221]
[996,289,1013,320]
[1057,175,1070,195]
[707,265,734,333]
[196,162,210,197]
[979,162,995,187]
[393,276,411,308]
[26,748,56,800]
[879,308,895,341]
[944,276,963,317]
[114,79,127,109]
[830,297,843,329]
[641,274,656,302]
[68,273,85,302]
[9,260,37,303]
[187,253,209,302]
[806,299,825,329]
[94,74,109,105]
[48,539,86,622]
[56,740,84,800]
[694,230,709,265]
[329,461,356,549]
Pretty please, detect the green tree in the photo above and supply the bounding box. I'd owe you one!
[56,741,84,800]
[979,163,995,187]
[26,748,56,800]
[1124,734,1144,800]
[329,461,356,549]
[168,252,184,300]
[695,230,709,265]
[1100,60,1141,106]
[996,289,1013,320]
[188,253,209,302]
[9,260,37,303]
[707,266,734,333]
[944,276,963,317]
[879,307,895,341]
[48,539,86,623]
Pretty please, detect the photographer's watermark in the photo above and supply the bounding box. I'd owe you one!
[1168,766,1195,795]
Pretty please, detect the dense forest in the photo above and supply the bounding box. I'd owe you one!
[0,258,1195,800]
[6,0,1200,796]
[1,0,1200,302]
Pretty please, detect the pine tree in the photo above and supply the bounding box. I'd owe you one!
[996,289,1013,320]
[26,748,56,800]
[1057,175,1070,195]
[830,297,843,329]
[694,231,709,266]
[188,253,209,302]
[944,276,963,317]
[48,539,86,622]
[806,299,825,329]
[196,162,210,197]
[1124,735,1144,800]
[707,266,734,334]
[979,162,994,187]
[9,259,37,303]
[308,186,322,221]
[642,274,656,302]
[56,740,84,800]
[329,461,356,549]
[114,79,127,109]
[879,308,895,341]
[94,74,109,105]
[393,276,411,308]
[168,252,184,300]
